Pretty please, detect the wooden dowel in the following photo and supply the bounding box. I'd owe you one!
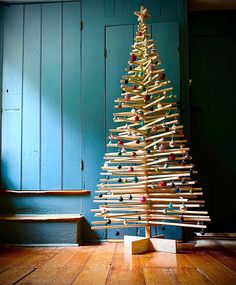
[149,221,207,229]
[91,221,207,230]
[91,223,147,230]
[146,130,176,141]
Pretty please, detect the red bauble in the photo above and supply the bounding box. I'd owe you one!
[118,103,122,110]
[160,181,167,187]
[179,129,184,135]
[140,196,146,203]
[137,32,142,36]
[130,54,137,62]
[132,151,137,157]
[152,125,158,132]
[134,115,140,121]
[168,153,176,161]
[159,73,166,80]
[117,140,124,146]
[132,85,137,90]
[125,94,131,101]
[159,144,166,152]
[144,94,150,102]
[128,166,134,172]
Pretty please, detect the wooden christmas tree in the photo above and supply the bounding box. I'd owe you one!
[91,6,210,254]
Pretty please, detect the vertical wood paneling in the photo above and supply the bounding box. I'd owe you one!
[62,2,82,189]
[106,25,133,136]
[104,0,115,17]
[41,3,62,189]
[143,0,161,16]
[106,25,137,238]
[82,0,106,240]
[161,0,179,17]
[152,22,180,98]
[1,5,23,189]
[1,2,82,191]
[127,0,143,16]
[115,0,127,16]
[0,5,3,188]
[22,5,41,190]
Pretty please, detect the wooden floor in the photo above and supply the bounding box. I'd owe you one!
[0,240,236,285]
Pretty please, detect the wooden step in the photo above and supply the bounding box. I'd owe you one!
[0,214,84,222]
[0,190,90,195]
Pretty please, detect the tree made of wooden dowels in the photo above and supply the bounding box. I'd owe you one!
[91,6,210,254]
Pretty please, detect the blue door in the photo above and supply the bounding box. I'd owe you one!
[1,2,82,190]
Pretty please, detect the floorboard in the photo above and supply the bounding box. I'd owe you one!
[0,240,235,285]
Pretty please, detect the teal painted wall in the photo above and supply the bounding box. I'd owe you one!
[0,0,189,243]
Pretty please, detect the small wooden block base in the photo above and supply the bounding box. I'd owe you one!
[124,234,177,254]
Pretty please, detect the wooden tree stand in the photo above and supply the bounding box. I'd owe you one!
[124,225,176,254]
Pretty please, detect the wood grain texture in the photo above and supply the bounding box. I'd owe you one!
[0,241,235,285]
[143,268,175,285]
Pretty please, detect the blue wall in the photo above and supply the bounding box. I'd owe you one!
[0,0,189,242]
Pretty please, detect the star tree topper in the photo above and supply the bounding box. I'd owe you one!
[134,6,150,22]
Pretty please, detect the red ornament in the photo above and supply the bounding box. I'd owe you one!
[125,94,131,101]
[128,166,134,172]
[159,144,166,152]
[168,153,176,161]
[179,129,184,135]
[140,196,146,203]
[117,140,124,146]
[137,32,142,36]
[132,85,137,90]
[152,125,158,132]
[130,54,136,62]
[144,94,150,102]
[159,73,166,80]
[134,115,140,121]
[160,181,167,187]
[118,103,122,110]
[132,151,137,157]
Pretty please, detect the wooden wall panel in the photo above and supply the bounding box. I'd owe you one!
[152,22,180,99]
[1,2,82,190]
[106,25,136,238]
[62,2,82,189]
[104,0,162,17]
[22,5,41,190]
[41,3,62,189]
[1,5,24,189]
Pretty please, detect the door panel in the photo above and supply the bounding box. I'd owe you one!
[1,5,24,190]
[1,2,82,190]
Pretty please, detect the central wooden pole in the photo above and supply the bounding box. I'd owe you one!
[145,225,151,238]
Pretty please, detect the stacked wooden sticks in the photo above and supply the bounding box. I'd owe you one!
[91,6,210,233]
